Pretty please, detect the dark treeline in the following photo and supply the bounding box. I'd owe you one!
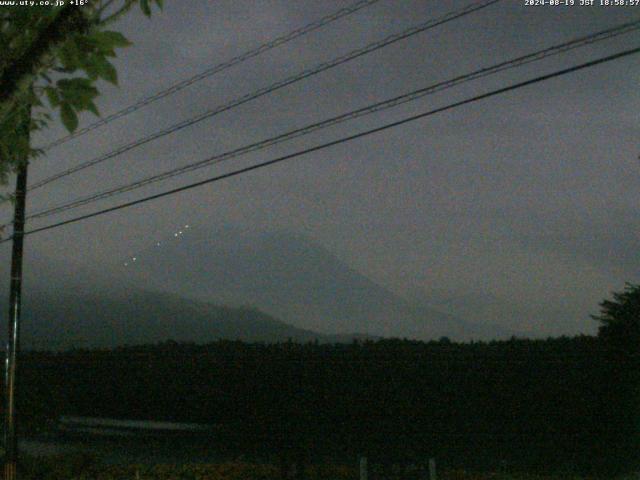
[14,335,639,475]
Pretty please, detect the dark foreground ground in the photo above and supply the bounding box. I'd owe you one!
[9,453,640,480]
[7,336,640,478]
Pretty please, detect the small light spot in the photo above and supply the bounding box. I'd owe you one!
[174,233,178,237]
[132,257,137,261]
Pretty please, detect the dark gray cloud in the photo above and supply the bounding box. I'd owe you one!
[2,0,638,339]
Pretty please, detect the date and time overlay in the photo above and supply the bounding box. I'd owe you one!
[525,0,638,6]
[1,0,639,7]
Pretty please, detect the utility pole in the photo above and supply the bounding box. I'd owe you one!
[4,102,30,480]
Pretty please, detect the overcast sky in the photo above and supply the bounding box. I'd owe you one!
[2,0,639,338]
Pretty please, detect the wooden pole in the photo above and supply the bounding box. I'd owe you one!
[3,100,30,480]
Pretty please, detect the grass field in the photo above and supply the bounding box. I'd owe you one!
[12,455,640,480]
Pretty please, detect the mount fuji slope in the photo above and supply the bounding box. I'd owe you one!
[127,226,511,341]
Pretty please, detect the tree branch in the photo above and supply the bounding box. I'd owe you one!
[100,0,138,26]
[0,6,89,107]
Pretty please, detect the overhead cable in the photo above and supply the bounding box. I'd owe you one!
[3,45,637,243]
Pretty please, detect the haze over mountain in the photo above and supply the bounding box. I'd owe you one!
[3,290,322,349]
[0,226,519,347]
[0,247,373,348]
[6,1,631,349]
[411,291,596,338]
[122,226,512,341]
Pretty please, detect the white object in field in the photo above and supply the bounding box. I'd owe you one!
[359,456,367,480]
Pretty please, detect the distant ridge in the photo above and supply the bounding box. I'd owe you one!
[1,289,369,350]
[0,227,515,348]
[129,226,513,340]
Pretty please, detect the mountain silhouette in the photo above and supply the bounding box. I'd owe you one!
[0,227,513,348]
[1,287,345,349]
[125,226,511,340]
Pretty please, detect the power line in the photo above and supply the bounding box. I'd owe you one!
[27,0,501,192]
[30,0,499,190]
[22,19,640,222]
[39,0,384,151]
[3,45,637,244]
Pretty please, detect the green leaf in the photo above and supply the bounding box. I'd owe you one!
[31,95,43,108]
[74,34,98,52]
[30,147,44,159]
[44,87,60,107]
[82,59,100,81]
[57,77,93,90]
[140,0,151,16]
[86,101,100,117]
[58,40,81,72]
[95,30,132,49]
[60,103,78,132]
[96,57,118,85]
[155,0,164,9]
[57,78,98,108]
